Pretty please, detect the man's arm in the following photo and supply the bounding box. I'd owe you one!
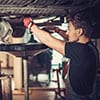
[23,17,66,55]
[44,26,68,41]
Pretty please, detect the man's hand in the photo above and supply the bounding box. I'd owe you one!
[44,26,66,33]
[44,26,58,33]
[23,17,33,29]
[44,26,68,40]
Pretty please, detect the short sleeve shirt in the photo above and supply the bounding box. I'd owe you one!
[65,41,97,95]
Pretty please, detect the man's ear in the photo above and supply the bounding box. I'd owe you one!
[78,28,83,36]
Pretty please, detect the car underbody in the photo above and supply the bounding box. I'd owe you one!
[0,0,100,38]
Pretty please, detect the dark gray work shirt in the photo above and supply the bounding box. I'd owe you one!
[65,41,97,96]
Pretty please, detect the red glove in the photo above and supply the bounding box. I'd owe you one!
[23,17,34,29]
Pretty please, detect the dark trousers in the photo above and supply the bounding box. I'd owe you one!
[65,78,96,100]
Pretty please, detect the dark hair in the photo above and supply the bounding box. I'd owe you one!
[67,11,95,38]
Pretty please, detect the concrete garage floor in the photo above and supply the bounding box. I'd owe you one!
[13,89,65,100]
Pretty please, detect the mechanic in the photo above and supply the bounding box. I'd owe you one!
[23,11,99,100]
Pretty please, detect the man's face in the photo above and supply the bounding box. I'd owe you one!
[65,21,81,42]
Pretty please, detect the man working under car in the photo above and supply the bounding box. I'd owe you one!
[23,11,99,100]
